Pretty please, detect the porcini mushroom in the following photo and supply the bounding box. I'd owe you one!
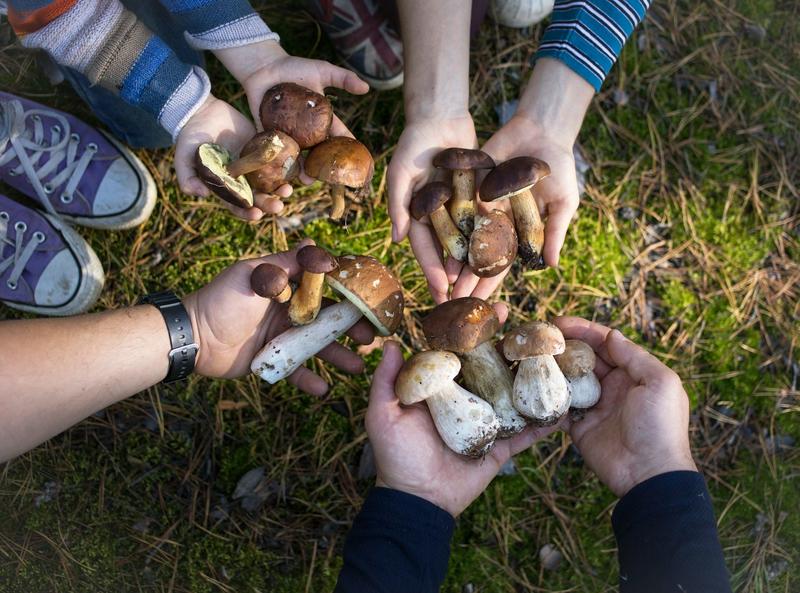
[502,321,570,425]
[250,263,291,303]
[304,137,375,221]
[288,245,338,326]
[422,298,526,437]
[251,255,404,383]
[395,350,500,457]
[468,210,518,278]
[479,156,550,269]
[410,181,468,262]
[556,339,601,410]
[240,129,300,194]
[259,82,333,149]
[433,148,495,237]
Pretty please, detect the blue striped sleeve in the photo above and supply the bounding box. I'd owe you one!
[536,0,651,91]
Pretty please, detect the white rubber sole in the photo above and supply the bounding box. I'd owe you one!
[356,70,404,92]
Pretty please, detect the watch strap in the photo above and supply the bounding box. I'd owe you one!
[138,290,199,384]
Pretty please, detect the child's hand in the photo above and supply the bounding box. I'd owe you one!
[175,94,290,220]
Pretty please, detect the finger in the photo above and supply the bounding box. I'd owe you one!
[253,194,285,215]
[246,238,316,279]
[603,330,676,387]
[274,184,294,198]
[345,317,376,345]
[470,274,506,301]
[387,169,416,242]
[491,302,509,324]
[409,222,450,304]
[542,201,576,267]
[451,266,481,300]
[317,342,366,374]
[330,115,356,139]
[226,203,265,221]
[321,64,370,95]
[174,141,210,197]
[287,366,329,396]
[444,256,463,285]
[368,340,404,408]
[507,424,560,457]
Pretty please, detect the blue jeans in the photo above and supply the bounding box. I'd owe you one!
[59,0,205,149]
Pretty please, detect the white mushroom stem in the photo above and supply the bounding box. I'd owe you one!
[449,169,476,237]
[430,206,468,262]
[460,342,527,437]
[568,372,601,409]
[425,384,500,458]
[251,300,361,383]
[288,271,325,326]
[509,189,545,268]
[513,355,570,425]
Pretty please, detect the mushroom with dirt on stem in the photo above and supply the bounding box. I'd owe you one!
[433,147,495,237]
[395,350,500,457]
[468,209,518,278]
[556,339,601,410]
[304,137,375,221]
[502,321,570,425]
[287,245,338,326]
[250,263,291,303]
[422,297,527,437]
[259,82,333,149]
[479,156,550,269]
[251,255,404,383]
[410,181,468,262]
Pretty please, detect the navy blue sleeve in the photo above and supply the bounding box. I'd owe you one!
[335,487,455,593]
[612,471,732,593]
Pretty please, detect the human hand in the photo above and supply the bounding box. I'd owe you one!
[555,317,698,497]
[183,240,375,394]
[175,94,289,221]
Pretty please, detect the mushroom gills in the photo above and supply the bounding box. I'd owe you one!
[513,355,571,425]
[425,385,500,458]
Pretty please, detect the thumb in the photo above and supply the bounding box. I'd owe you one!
[323,63,370,95]
[246,238,315,280]
[368,340,404,408]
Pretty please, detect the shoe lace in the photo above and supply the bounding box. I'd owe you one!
[0,99,98,216]
[0,211,46,291]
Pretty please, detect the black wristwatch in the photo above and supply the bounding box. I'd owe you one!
[138,290,199,384]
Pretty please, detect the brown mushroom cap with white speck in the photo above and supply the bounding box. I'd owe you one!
[325,255,404,336]
[479,156,551,202]
[395,351,462,405]
[304,137,375,188]
[503,321,566,360]
[555,339,597,379]
[296,245,338,274]
[433,148,495,171]
[259,83,332,149]
[250,263,289,299]
[468,210,518,277]
[410,181,451,220]
[422,297,499,353]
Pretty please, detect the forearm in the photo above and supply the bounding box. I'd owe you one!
[612,471,732,593]
[397,0,471,121]
[0,306,171,462]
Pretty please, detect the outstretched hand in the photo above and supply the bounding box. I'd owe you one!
[183,240,375,395]
[555,317,697,497]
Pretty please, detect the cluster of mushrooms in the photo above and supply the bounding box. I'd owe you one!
[411,149,551,274]
[247,245,404,382]
[396,298,601,457]
[196,83,374,221]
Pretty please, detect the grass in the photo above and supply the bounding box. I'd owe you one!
[1,0,799,591]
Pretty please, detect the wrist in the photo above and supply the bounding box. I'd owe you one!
[182,292,206,375]
[375,477,460,517]
[215,40,288,84]
[623,451,698,497]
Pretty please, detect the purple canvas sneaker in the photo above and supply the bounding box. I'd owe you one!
[0,92,156,230]
[0,194,103,316]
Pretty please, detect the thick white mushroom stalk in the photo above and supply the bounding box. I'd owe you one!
[513,355,571,425]
[426,384,500,458]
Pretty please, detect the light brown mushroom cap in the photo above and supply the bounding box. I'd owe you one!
[195,143,253,208]
[395,350,462,405]
[304,137,375,188]
[503,321,566,360]
[410,181,451,220]
[241,129,300,193]
[297,245,338,274]
[555,339,597,379]
[259,83,332,149]
[468,210,518,277]
[422,297,499,353]
[479,156,551,202]
[250,263,289,299]
[433,148,495,171]
[326,255,404,336]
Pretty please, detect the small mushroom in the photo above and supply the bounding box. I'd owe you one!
[240,129,301,194]
[433,148,495,237]
[468,210,518,278]
[259,82,332,149]
[480,156,550,269]
[502,321,570,425]
[251,255,404,383]
[556,339,601,409]
[304,137,375,221]
[250,263,291,303]
[395,350,500,457]
[288,245,338,326]
[410,182,468,262]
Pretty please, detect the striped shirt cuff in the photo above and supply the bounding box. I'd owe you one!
[536,0,651,91]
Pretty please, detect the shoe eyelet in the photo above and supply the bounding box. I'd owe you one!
[8,169,17,177]
[7,280,17,290]
[14,221,27,232]
[34,231,46,243]
[43,183,54,194]
[87,142,98,152]
[52,124,61,134]
[70,133,80,142]
[0,211,8,220]
[60,193,73,204]
[32,115,40,122]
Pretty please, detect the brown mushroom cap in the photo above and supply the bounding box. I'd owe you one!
[304,137,375,188]
[250,263,289,299]
[468,210,518,277]
[410,181,451,220]
[259,83,332,149]
[503,321,565,360]
[479,156,551,202]
[433,148,495,171]
[195,143,253,208]
[422,297,499,353]
[297,245,338,274]
[241,129,300,193]
[395,350,462,405]
[326,255,404,336]
[555,339,596,379]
